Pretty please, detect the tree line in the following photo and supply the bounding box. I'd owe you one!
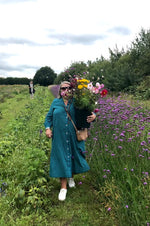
[0,28,150,99]
[0,77,30,85]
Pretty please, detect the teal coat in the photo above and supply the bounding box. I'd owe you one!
[44,98,90,178]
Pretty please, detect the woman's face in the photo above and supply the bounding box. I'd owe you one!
[60,83,72,98]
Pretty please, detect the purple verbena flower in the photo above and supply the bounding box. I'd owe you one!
[78,181,82,185]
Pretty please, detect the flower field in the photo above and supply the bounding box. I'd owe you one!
[0,85,149,225]
[86,95,150,225]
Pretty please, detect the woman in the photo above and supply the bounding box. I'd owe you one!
[44,81,96,201]
[29,80,35,98]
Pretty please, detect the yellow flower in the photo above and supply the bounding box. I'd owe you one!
[77,79,90,83]
[83,84,88,88]
[78,84,83,89]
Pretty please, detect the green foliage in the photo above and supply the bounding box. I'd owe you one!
[33,66,57,86]
[0,86,150,225]
[134,76,150,100]
[86,95,150,225]
[0,77,30,85]
[54,61,88,84]
[74,87,95,112]
[0,86,53,215]
[55,28,150,100]
[0,85,110,226]
[130,28,150,76]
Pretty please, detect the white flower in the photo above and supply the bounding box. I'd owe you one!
[87,82,93,90]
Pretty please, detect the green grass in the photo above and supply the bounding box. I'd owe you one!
[0,85,30,135]
[0,86,149,226]
[0,85,108,226]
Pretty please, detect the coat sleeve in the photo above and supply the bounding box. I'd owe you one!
[44,100,55,129]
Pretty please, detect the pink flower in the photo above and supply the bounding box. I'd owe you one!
[101,84,104,88]
[96,82,101,89]
[94,88,99,94]
[94,108,99,113]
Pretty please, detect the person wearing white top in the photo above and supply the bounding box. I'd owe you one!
[29,81,35,98]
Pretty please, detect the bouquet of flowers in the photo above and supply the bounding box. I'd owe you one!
[70,75,108,129]
[70,76,108,112]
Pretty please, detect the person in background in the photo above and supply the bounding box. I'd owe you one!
[29,80,35,98]
[44,81,96,201]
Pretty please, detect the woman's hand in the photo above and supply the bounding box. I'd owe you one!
[87,112,96,123]
[46,128,52,138]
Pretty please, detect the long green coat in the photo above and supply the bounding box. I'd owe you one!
[44,98,90,178]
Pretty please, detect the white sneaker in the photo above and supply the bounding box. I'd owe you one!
[58,188,67,201]
[68,178,76,188]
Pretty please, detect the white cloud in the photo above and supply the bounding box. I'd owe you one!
[0,0,150,78]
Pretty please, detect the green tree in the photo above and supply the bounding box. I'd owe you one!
[130,28,150,77]
[54,61,88,84]
[33,66,57,86]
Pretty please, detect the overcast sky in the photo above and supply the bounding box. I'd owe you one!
[0,0,149,78]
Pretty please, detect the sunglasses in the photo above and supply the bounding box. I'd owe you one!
[60,86,72,91]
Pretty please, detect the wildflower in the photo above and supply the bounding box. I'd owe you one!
[120,133,125,136]
[78,181,82,185]
[141,141,147,146]
[100,89,108,97]
[61,91,67,97]
[125,205,128,208]
[107,207,111,211]
[78,84,83,89]
[131,169,134,172]
[143,182,147,185]
[71,75,108,111]
[94,108,99,113]
[103,175,107,178]
[118,146,122,149]
[87,82,93,90]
